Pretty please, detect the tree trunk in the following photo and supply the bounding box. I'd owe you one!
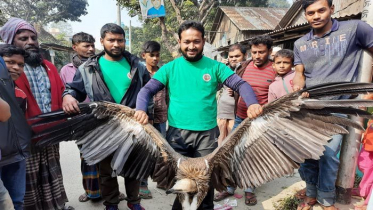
[169,0,184,24]
[159,17,180,57]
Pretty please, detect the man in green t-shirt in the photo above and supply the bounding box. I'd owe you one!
[62,23,150,210]
[135,20,262,210]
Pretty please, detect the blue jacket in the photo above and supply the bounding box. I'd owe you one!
[0,56,31,167]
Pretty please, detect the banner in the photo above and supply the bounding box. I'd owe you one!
[139,0,166,19]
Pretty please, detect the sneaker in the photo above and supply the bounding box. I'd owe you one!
[104,205,119,210]
[127,203,145,210]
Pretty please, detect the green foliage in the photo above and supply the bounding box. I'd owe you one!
[354,173,362,188]
[0,0,88,24]
[273,195,301,210]
[54,51,71,71]
[125,24,174,63]
[117,0,269,58]
[268,0,291,8]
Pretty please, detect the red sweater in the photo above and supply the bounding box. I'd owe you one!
[236,61,276,119]
[15,60,65,119]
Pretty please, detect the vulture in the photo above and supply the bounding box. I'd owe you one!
[32,82,373,210]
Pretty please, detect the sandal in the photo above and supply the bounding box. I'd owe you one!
[214,191,233,202]
[352,188,360,197]
[62,204,75,210]
[295,188,307,199]
[78,193,90,202]
[297,197,317,210]
[245,192,257,206]
[321,205,339,210]
[139,186,153,199]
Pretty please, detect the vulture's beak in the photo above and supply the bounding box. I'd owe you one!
[167,179,198,194]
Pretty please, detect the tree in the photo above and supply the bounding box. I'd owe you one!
[0,0,88,24]
[268,0,290,8]
[117,0,268,58]
[125,24,174,63]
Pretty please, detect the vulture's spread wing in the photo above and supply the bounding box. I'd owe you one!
[210,82,373,191]
[32,102,182,187]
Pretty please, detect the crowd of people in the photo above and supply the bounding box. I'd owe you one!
[0,0,373,210]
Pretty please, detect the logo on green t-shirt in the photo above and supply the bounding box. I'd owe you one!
[203,74,211,82]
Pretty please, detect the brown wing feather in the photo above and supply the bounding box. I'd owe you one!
[34,101,183,188]
[210,82,373,191]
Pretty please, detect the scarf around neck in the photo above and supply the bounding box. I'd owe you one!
[72,54,88,68]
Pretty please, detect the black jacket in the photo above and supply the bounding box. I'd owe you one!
[63,51,153,114]
[0,57,31,167]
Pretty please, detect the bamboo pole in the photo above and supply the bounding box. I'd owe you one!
[336,0,373,204]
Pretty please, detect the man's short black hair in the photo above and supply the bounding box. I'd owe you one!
[229,44,247,55]
[178,20,205,39]
[72,32,95,45]
[302,0,333,10]
[0,44,28,58]
[273,49,294,63]
[142,41,161,53]
[248,35,273,50]
[100,23,125,39]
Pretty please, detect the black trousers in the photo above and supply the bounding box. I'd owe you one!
[167,126,219,210]
[99,154,141,206]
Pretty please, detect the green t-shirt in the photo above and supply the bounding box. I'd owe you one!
[99,56,132,103]
[153,56,234,131]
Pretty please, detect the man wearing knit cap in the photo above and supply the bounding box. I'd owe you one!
[0,17,73,210]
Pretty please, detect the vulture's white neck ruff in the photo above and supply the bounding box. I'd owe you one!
[181,193,198,210]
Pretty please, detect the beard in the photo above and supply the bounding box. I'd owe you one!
[180,48,203,62]
[25,47,43,67]
[103,46,124,59]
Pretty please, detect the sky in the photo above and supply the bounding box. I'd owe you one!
[70,0,295,50]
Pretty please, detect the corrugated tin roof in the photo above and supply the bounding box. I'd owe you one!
[268,13,360,35]
[275,1,304,29]
[219,6,288,31]
[275,0,363,30]
[268,0,363,35]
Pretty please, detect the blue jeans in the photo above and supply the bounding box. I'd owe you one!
[227,116,255,194]
[0,178,13,210]
[299,134,342,206]
[0,159,26,210]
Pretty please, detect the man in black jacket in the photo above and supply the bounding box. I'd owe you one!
[0,55,31,210]
[62,23,150,210]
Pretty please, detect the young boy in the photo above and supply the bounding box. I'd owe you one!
[141,40,168,137]
[0,44,30,210]
[0,44,27,112]
[139,40,168,198]
[268,49,295,103]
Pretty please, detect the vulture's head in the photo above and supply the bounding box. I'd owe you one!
[166,178,207,210]
[166,158,212,210]
[166,178,198,194]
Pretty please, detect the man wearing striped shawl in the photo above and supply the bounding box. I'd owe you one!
[0,17,73,210]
